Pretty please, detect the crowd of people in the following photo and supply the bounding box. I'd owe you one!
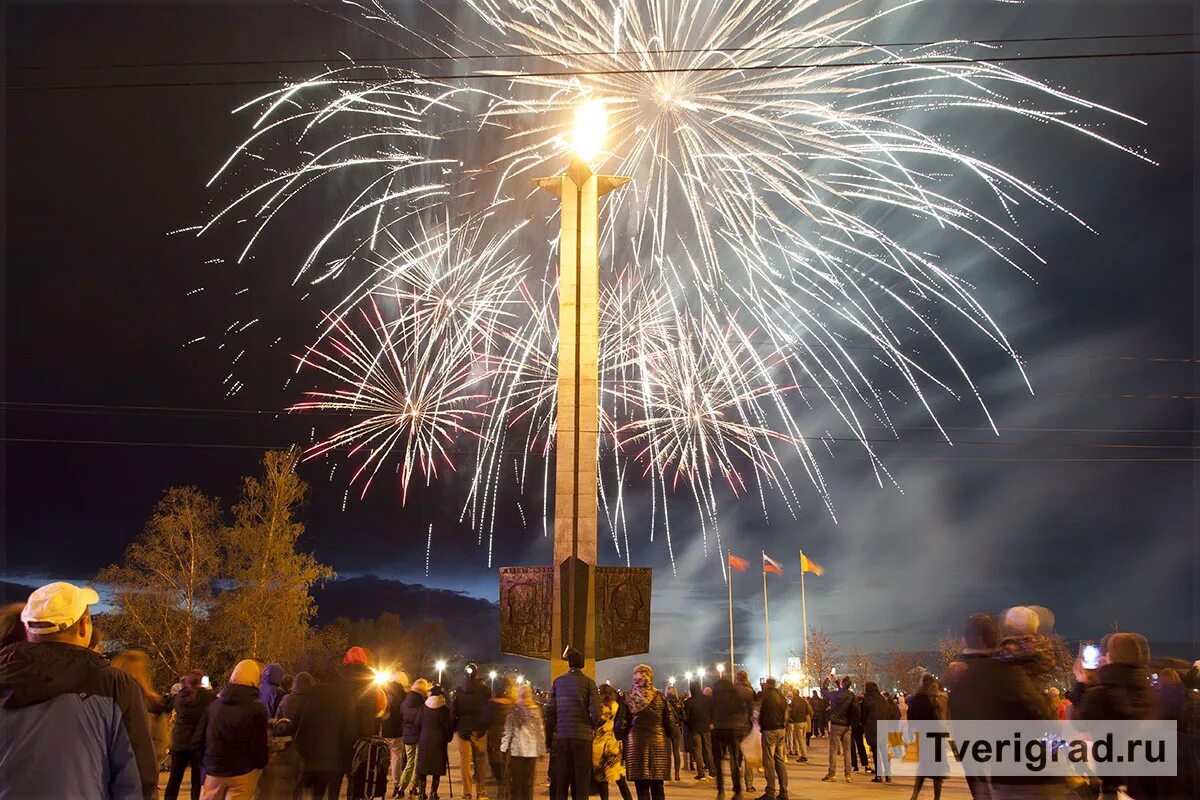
[1,583,1196,800]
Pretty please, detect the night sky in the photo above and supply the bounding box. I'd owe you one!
[4,0,1196,681]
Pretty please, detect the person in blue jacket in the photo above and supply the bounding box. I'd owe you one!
[0,581,158,799]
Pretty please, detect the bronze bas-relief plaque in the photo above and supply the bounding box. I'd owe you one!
[595,566,652,660]
[499,566,552,660]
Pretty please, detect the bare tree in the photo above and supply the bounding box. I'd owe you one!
[880,649,925,694]
[805,627,841,684]
[847,647,876,687]
[211,450,334,667]
[935,631,961,674]
[96,486,222,683]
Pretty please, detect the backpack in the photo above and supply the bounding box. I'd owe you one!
[347,736,390,799]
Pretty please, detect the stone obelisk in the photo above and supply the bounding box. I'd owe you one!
[500,103,651,681]
[535,106,629,680]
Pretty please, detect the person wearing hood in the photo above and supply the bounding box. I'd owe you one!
[0,581,158,800]
[397,679,432,798]
[166,669,217,800]
[450,663,493,800]
[416,685,454,800]
[336,646,388,789]
[192,658,270,799]
[623,664,677,800]
[259,663,287,719]
[278,671,344,800]
[501,684,546,800]
[481,674,517,800]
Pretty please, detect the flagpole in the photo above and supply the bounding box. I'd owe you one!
[801,550,809,678]
[762,550,772,678]
[727,549,735,675]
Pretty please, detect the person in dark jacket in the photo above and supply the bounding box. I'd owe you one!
[1077,632,1159,800]
[623,664,677,800]
[860,682,890,783]
[481,674,517,800]
[758,677,789,800]
[711,671,755,799]
[277,671,344,799]
[398,680,432,797]
[166,669,217,800]
[821,677,857,783]
[416,685,454,800]
[193,659,270,798]
[546,648,601,800]
[907,674,948,800]
[0,581,158,800]
[336,647,388,789]
[257,716,305,800]
[808,690,826,740]
[684,680,716,780]
[945,613,1058,800]
[785,690,810,761]
[260,663,287,719]
[664,684,685,782]
[450,663,493,800]
[849,687,871,775]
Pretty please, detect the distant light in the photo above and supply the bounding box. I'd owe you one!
[668,676,676,685]
[489,670,498,680]
[516,674,525,685]
[372,668,393,687]
[435,660,447,671]
[684,671,693,681]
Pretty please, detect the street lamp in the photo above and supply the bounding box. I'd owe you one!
[489,670,498,692]
[435,660,446,685]
[716,662,726,679]
[684,671,693,685]
[516,674,525,686]
[696,667,705,689]
[668,676,676,687]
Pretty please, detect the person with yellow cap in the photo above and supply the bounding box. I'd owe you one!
[191,658,269,798]
[0,580,158,799]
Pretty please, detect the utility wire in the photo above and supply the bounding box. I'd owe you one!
[11,31,1197,72]
[2,436,1196,462]
[6,48,1199,92]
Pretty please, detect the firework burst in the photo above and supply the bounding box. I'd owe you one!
[198,0,1146,564]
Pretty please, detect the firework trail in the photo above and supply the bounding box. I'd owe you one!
[198,0,1146,564]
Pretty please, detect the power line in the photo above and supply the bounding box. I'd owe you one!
[11,31,1196,72]
[2,436,1195,462]
[4,401,1197,434]
[6,48,1198,92]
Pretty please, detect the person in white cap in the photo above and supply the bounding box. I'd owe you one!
[0,580,158,799]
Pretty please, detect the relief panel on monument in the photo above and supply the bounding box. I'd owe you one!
[499,567,553,660]
[595,566,652,660]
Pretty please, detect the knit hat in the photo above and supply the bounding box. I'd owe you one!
[1106,632,1150,666]
[1002,606,1040,636]
[412,678,432,695]
[393,670,411,689]
[344,646,372,665]
[230,659,262,687]
[293,672,316,693]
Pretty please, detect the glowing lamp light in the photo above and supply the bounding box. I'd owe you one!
[668,676,676,686]
[572,100,608,162]
[435,660,447,671]
[516,674,525,685]
[372,668,393,687]
[684,671,693,682]
[489,670,498,680]
[716,663,726,674]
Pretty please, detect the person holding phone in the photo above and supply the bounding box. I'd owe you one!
[164,671,215,800]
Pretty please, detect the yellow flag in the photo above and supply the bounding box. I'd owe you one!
[800,553,824,576]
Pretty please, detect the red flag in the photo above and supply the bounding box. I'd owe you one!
[762,552,783,575]
[728,552,749,572]
[800,553,825,576]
